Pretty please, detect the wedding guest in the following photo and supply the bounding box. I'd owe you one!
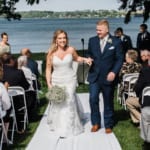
[17,55,34,91]
[20,48,41,90]
[17,55,37,120]
[118,50,142,98]
[46,29,92,137]
[136,24,150,51]
[87,20,123,133]
[115,27,132,59]
[126,65,150,126]
[140,50,150,67]
[0,32,11,56]
[2,54,30,133]
[0,59,11,140]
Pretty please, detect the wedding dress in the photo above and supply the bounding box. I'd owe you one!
[47,53,84,137]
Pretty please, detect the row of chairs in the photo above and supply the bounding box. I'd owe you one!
[0,74,39,149]
[0,86,28,150]
[117,73,150,110]
[117,73,139,110]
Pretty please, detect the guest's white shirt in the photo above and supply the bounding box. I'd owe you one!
[21,66,34,91]
[0,82,11,111]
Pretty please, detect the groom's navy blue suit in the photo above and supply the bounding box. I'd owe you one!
[87,34,123,128]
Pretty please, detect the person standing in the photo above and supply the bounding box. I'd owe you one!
[45,29,92,137]
[0,32,11,56]
[115,27,132,60]
[136,24,150,51]
[87,20,123,133]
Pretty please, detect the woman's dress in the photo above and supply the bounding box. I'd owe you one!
[47,54,84,137]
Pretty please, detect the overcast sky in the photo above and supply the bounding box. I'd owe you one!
[16,0,121,11]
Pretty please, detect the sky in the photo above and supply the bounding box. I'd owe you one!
[16,0,121,12]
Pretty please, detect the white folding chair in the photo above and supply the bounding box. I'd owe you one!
[141,86,150,105]
[121,73,139,110]
[35,60,43,75]
[0,104,9,149]
[32,73,40,104]
[116,83,121,104]
[8,86,28,132]
[140,86,150,142]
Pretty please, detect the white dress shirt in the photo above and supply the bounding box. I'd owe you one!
[0,82,11,111]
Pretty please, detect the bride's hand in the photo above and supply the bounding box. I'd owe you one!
[84,57,93,66]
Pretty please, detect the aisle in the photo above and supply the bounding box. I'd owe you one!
[26,93,122,150]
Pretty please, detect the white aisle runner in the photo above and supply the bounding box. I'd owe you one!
[26,93,122,150]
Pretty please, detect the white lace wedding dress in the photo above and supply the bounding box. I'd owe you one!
[47,53,84,137]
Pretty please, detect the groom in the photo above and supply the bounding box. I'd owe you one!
[87,20,123,133]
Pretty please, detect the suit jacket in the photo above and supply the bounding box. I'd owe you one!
[120,34,132,54]
[3,65,30,90]
[136,31,150,50]
[134,66,150,105]
[27,58,39,78]
[86,34,123,84]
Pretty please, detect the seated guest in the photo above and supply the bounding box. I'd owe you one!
[118,50,142,97]
[20,48,41,90]
[2,54,30,133]
[0,59,11,140]
[17,55,34,91]
[140,50,150,67]
[17,55,37,119]
[126,65,150,125]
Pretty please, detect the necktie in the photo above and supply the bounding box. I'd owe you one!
[100,39,105,53]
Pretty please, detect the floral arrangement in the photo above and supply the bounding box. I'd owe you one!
[46,85,66,103]
[107,38,112,44]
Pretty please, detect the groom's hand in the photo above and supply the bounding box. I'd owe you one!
[107,72,115,81]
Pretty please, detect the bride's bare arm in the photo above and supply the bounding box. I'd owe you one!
[72,48,93,65]
[46,52,53,88]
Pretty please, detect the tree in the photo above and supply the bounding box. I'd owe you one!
[119,0,150,23]
[0,0,40,20]
[0,0,149,23]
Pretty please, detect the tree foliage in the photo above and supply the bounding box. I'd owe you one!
[0,0,149,23]
[0,0,40,20]
[119,0,150,23]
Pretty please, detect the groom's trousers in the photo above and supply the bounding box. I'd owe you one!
[89,80,115,128]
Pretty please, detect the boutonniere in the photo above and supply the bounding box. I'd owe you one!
[107,38,112,44]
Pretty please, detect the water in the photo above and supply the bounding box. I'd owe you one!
[0,17,149,54]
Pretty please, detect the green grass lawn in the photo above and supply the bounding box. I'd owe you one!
[4,53,144,150]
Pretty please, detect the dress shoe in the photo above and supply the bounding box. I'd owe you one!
[91,124,100,132]
[105,128,112,134]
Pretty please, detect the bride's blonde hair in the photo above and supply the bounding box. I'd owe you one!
[46,29,69,70]
[47,29,69,56]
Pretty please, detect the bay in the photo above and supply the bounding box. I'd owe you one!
[0,17,149,54]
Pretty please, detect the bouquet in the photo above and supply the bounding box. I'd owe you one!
[46,85,66,103]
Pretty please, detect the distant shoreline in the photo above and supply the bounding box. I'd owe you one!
[15,10,126,19]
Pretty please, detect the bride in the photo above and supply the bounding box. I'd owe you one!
[45,29,92,137]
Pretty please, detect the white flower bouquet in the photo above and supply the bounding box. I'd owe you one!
[46,85,66,103]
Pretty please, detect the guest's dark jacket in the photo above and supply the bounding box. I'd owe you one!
[120,34,132,55]
[134,66,150,106]
[136,31,150,50]
[27,58,41,90]
[27,58,39,78]
[3,65,29,90]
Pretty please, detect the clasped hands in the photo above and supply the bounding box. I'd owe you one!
[84,57,93,66]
